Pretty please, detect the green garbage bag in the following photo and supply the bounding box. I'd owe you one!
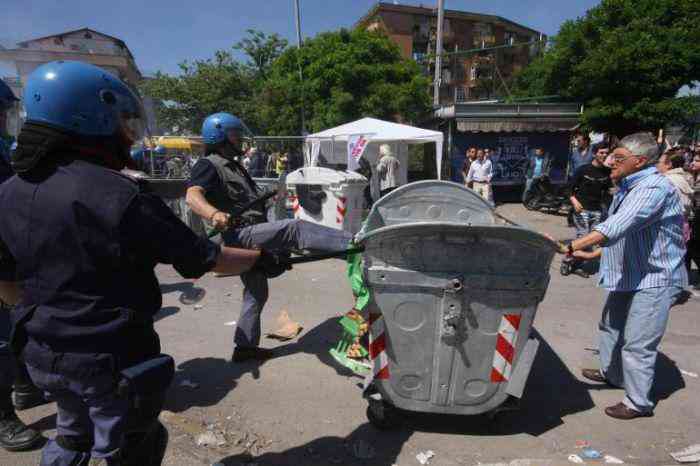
[347,245,370,311]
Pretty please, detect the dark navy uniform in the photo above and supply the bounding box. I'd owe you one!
[188,154,352,353]
[0,157,219,463]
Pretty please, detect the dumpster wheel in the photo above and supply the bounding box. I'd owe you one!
[366,401,401,430]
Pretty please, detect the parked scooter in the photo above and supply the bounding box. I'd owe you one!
[523,176,570,213]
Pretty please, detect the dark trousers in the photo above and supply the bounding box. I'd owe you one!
[0,304,35,411]
[223,219,353,349]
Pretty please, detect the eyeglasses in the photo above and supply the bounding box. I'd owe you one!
[611,154,640,164]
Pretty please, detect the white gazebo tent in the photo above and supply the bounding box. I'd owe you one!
[304,117,444,200]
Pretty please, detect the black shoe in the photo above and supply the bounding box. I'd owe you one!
[0,412,43,452]
[13,385,49,411]
[232,347,274,363]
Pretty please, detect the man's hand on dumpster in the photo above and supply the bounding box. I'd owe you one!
[539,232,568,253]
[211,211,231,231]
[253,249,292,278]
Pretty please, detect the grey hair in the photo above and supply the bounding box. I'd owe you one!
[617,132,661,165]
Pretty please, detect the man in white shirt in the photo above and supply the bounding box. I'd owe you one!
[466,148,493,202]
[377,144,401,197]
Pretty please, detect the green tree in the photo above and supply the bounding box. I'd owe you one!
[234,29,288,79]
[141,51,252,134]
[141,30,287,134]
[513,0,700,135]
[259,28,431,135]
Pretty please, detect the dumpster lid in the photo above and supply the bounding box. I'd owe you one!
[357,180,496,241]
[286,166,367,185]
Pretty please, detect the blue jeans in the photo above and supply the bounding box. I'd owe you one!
[573,210,603,239]
[223,219,353,348]
[522,177,539,203]
[598,286,682,412]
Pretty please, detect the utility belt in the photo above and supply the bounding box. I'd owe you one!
[11,306,174,400]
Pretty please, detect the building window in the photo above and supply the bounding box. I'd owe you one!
[470,63,477,81]
[504,31,516,45]
[472,22,495,48]
[455,86,466,103]
[84,31,93,39]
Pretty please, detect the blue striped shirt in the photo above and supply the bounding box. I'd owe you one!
[594,166,688,291]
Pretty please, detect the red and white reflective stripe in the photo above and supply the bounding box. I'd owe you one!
[291,196,300,218]
[336,196,347,224]
[490,314,521,383]
[368,311,389,380]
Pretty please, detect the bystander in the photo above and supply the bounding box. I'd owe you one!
[567,132,687,420]
[462,147,477,187]
[377,144,400,197]
[466,148,493,202]
[567,143,612,275]
[523,147,552,203]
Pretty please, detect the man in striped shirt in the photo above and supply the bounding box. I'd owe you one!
[567,132,687,420]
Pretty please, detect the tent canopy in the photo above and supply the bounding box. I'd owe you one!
[305,117,444,179]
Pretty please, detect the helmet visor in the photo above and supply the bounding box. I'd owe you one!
[119,110,147,144]
[102,85,149,144]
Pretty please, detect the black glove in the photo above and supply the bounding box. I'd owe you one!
[253,249,292,278]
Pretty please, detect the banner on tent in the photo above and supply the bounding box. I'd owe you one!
[347,134,371,171]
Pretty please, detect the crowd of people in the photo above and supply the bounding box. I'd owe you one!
[1,59,700,465]
[241,147,303,178]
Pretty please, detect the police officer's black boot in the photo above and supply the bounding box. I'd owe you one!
[12,363,49,411]
[0,389,43,451]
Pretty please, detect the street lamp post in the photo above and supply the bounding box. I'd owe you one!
[433,0,445,107]
[294,0,306,135]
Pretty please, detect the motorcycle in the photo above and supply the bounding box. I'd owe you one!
[522,176,570,214]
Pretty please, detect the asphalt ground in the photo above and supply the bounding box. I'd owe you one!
[3,204,699,466]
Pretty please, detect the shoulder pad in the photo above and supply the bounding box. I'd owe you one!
[118,169,152,193]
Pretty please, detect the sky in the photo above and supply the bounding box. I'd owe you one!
[0,0,601,77]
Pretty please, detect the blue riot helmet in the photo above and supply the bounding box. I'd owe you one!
[14,61,148,173]
[201,112,251,158]
[153,145,167,155]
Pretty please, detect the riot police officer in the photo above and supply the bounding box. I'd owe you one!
[186,112,354,362]
[0,78,47,452]
[0,61,272,465]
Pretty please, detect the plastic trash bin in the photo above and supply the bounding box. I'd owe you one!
[286,167,368,234]
[355,180,557,428]
[252,176,289,221]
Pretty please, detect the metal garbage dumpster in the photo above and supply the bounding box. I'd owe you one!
[355,180,557,428]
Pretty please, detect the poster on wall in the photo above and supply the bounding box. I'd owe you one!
[451,132,571,186]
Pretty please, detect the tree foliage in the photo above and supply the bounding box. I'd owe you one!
[142,28,431,136]
[141,30,285,134]
[141,50,252,134]
[259,29,431,135]
[234,29,288,80]
[512,0,700,135]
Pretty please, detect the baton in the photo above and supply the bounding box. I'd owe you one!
[208,190,279,238]
[278,247,365,266]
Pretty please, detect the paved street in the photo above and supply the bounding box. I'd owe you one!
[3,205,699,466]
